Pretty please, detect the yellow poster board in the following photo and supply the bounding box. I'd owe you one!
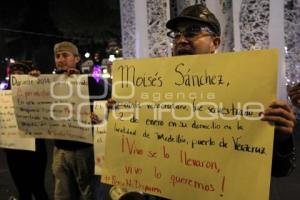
[0,90,35,151]
[93,100,108,175]
[102,49,278,200]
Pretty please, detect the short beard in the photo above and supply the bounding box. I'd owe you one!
[174,45,194,56]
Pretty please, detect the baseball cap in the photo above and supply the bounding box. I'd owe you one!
[54,41,79,55]
[166,4,221,36]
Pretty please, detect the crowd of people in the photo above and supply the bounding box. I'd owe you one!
[0,3,298,200]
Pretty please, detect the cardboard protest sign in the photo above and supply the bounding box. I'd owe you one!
[102,49,278,200]
[93,100,108,175]
[11,75,92,143]
[0,90,35,151]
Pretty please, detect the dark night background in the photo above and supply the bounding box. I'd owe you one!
[0,1,299,199]
[0,1,120,198]
[0,0,121,77]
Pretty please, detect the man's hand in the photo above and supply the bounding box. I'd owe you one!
[29,69,41,77]
[65,68,80,75]
[261,100,295,143]
[56,68,80,76]
[107,98,117,110]
[288,83,300,108]
[90,112,102,124]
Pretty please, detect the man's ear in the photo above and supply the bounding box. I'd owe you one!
[210,37,220,54]
[213,37,221,49]
[75,55,81,64]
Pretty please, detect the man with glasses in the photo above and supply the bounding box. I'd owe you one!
[107,4,295,200]
[166,4,295,178]
[167,5,221,56]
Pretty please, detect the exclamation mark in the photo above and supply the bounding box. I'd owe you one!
[121,135,124,152]
[220,176,225,197]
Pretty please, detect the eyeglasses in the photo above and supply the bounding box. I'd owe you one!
[167,25,216,39]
